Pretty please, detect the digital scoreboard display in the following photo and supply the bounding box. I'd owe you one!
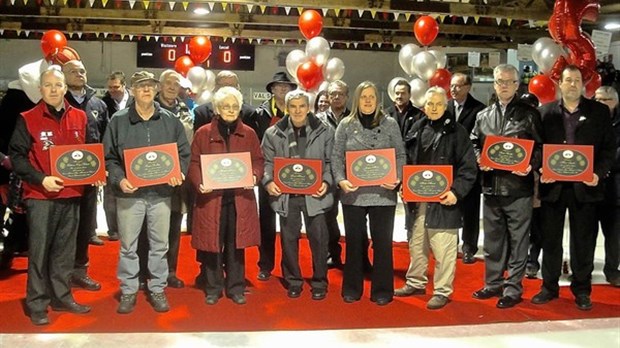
[137,41,255,71]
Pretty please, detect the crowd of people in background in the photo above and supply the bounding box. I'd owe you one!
[0,50,618,326]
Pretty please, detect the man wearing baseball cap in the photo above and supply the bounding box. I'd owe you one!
[103,71,190,314]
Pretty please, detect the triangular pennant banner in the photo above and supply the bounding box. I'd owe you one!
[259,5,266,14]
[329,41,334,48]
[257,39,262,44]
[24,30,30,37]
[168,1,174,10]
[10,0,15,5]
[496,18,502,26]
[221,2,228,11]
[321,8,328,16]
[121,34,126,40]
[0,29,4,35]
[248,38,254,44]
[377,43,382,48]
[171,36,176,42]
[284,7,291,15]
[357,9,364,18]
[438,15,446,22]
[345,42,350,48]
[207,2,214,11]
[50,0,55,5]
[129,0,135,9]
[474,16,480,24]
[463,16,469,23]
[182,2,188,11]
[180,36,185,42]
[528,20,535,28]
[16,30,21,37]
[353,42,358,48]
[128,34,134,41]
[297,7,303,15]
[88,0,94,7]
[297,39,303,44]
[78,32,83,39]
[143,1,149,10]
[146,35,151,41]
[231,37,236,43]
[507,18,513,26]
[370,10,377,18]
[404,13,412,21]
[393,12,400,21]
[154,36,160,42]
[104,32,109,38]
[102,0,108,7]
[246,4,254,13]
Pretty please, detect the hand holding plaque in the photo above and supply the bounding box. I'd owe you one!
[479,135,534,173]
[542,144,593,182]
[49,143,106,186]
[200,152,254,190]
[273,157,322,195]
[402,165,453,202]
[345,148,397,187]
[123,143,182,188]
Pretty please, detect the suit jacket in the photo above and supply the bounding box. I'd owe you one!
[447,93,486,134]
[538,97,616,203]
[385,101,425,138]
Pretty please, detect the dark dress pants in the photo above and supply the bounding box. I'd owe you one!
[103,183,118,235]
[204,202,245,297]
[324,190,343,262]
[597,181,620,281]
[74,185,97,277]
[257,185,276,273]
[25,198,79,314]
[461,184,481,254]
[540,187,598,296]
[527,207,543,269]
[280,196,328,290]
[341,205,395,301]
[168,210,183,277]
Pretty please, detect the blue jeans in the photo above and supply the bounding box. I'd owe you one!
[117,196,171,294]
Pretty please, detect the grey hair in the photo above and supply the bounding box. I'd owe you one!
[424,86,448,106]
[327,80,349,96]
[493,64,519,81]
[213,86,243,108]
[285,90,310,107]
[39,65,65,85]
[595,86,619,101]
[159,69,182,84]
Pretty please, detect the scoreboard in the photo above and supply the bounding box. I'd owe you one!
[137,41,255,71]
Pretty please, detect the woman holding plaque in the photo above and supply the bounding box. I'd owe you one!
[331,81,406,305]
[187,86,264,305]
[397,87,477,310]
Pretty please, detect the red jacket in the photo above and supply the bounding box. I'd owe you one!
[20,101,87,200]
[188,120,264,252]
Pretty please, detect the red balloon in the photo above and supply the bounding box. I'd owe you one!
[296,61,323,90]
[428,68,452,94]
[174,55,195,77]
[528,75,557,104]
[584,73,601,99]
[298,10,323,40]
[413,16,439,46]
[40,30,67,57]
[188,36,212,64]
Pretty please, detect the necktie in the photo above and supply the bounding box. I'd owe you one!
[456,103,463,121]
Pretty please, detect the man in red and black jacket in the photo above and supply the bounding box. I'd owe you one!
[9,67,98,326]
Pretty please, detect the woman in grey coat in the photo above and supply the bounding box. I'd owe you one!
[331,81,406,305]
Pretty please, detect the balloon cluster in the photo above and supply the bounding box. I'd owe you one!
[40,30,75,63]
[174,36,216,104]
[285,10,346,94]
[528,0,602,103]
[392,16,450,107]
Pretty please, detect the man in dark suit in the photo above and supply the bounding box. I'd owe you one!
[447,73,486,264]
[384,80,425,139]
[533,65,616,311]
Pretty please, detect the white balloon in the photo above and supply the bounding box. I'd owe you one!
[317,80,330,92]
[531,37,556,64]
[203,70,216,92]
[409,78,428,108]
[286,49,308,78]
[186,66,207,94]
[532,39,567,74]
[305,37,331,67]
[428,49,447,69]
[398,43,422,76]
[323,57,345,82]
[411,51,438,81]
[387,77,408,102]
[196,89,212,105]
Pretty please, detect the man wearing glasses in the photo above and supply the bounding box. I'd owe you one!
[470,64,543,309]
[103,71,190,314]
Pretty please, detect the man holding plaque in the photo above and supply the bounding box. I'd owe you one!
[396,87,477,309]
[103,71,190,314]
[533,66,616,310]
[261,90,334,300]
[9,67,93,325]
[470,64,543,309]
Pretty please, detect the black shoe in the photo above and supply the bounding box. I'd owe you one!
[205,294,222,305]
[107,231,119,241]
[326,256,342,269]
[525,264,539,279]
[472,287,502,300]
[230,294,246,305]
[606,276,620,287]
[148,292,170,312]
[496,296,522,309]
[394,285,426,297]
[195,274,206,289]
[167,276,185,289]
[343,295,360,303]
[51,301,91,314]
[311,288,327,301]
[374,297,392,306]
[117,293,137,314]
[88,236,104,246]
[531,289,559,305]
[257,270,271,281]
[30,312,49,326]
[71,275,102,291]
[287,286,302,298]
[462,252,475,264]
[575,295,593,311]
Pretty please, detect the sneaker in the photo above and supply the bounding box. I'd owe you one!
[149,292,170,312]
[88,236,104,246]
[427,295,449,310]
[117,293,137,314]
[394,284,426,297]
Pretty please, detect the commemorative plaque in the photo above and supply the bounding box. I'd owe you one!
[542,144,594,182]
[201,152,254,190]
[273,157,323,195]
[402,165,453,202]
[124,143,182,188]
[49,143,106,186]
[479,135,534,172]
[345,148,397,187]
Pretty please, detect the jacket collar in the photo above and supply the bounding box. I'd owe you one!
[40,99,73,119]
[275,112,322,132]
[128,101,163,124]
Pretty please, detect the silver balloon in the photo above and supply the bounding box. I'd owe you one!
[204,70,216,92]
[196,89,212,105]
[317,80,330,92]
[531,37,556,64]
[286,49,308,78]
[535,42,567,74]
[186,66,207,94]
[411,51,438,81]
[398,43,421,76]
[428,49,447,69]
[323,57,345,82]
[387,77,408,102]
[305,37,331,67]
[409,78,428,108]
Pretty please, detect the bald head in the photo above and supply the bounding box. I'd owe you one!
[62,60,87,91]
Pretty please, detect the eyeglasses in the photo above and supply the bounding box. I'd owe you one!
[134,82,157,90]
[494,79,518,86]
[596,98,613,102]
[329,91,346,98]
[220,104,241,112]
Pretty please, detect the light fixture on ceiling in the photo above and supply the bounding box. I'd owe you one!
[604,22,620,31]
[193,8,210,15]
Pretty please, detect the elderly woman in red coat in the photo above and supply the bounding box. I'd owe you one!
[188,86,264,305]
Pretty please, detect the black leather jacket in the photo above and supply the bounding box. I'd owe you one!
[470,97,543,197]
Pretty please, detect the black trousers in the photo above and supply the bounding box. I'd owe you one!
[74,185,97,276]
[527,207,543,269]
[461,184,481,254]
[204,202,245,297]
[540,187,598,296]
[257,185,276,272]
[341,204,395,301]
[324,190,343,262]
[103,184,118,235]
[597,201,620,280]
[279,196,328,290]
[25,198,79,314]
